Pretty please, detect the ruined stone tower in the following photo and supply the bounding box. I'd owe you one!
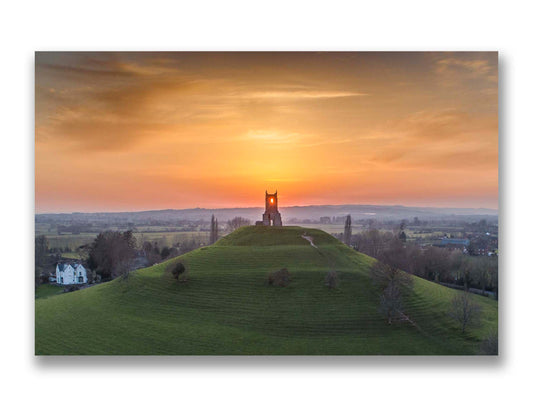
[261,190,282,226]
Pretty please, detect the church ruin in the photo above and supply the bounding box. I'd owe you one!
[256,190,283,226]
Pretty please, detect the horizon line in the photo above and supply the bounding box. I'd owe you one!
[35,202,499,216]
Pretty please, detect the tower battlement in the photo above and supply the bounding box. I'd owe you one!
[257,190,283,226]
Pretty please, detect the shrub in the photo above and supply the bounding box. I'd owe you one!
[168,262,187,282]
[479,330,498,355]
[268,268,291,287]
[63,285,80,293]
[325,270,339,288]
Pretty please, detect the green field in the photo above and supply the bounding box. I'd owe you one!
[35,284,64,299]
[40,230,211,250]
[35,226,497,355]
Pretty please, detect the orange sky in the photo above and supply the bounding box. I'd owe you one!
[35,52,498,213]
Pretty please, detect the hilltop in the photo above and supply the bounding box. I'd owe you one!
[35,226,497,355]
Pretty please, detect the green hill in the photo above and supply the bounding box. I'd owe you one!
[35,226,497,355]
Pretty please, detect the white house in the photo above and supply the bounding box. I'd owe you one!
[55,263,88,285]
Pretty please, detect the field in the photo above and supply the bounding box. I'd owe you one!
[38,229,211,250]
[35,226,497,355]
[285,222,457,242]
[35,284,64,299]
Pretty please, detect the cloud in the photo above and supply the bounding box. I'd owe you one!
[246,90,367,99]
[433,54,498,85]
[366,108,498,170]
[401,109,471,140]
[436,58,493,76]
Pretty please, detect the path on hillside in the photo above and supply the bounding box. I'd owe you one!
[301,234,317,248]
[301,233,339,273]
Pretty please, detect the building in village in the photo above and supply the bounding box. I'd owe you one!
[53,263,88,285]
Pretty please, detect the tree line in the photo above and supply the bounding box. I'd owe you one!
[351,229,498,297]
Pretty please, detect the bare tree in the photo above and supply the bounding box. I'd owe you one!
[472,256,497,296]
[459,257,476,291]
[380,282,403,324]
[370,261,414,324]
[227,217,251,232]
[353,229,386,258]
[479,330,498,355]
[370,261,413,293]
[423,246,451,283]
[449,291,481,334]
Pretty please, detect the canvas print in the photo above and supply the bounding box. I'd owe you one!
[35,52,498,355]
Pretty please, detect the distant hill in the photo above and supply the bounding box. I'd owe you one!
[35,226,497,355]
[36,204,498,223]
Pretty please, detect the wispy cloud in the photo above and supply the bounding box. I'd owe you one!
[246,90,368,99]
[434,54,498,84]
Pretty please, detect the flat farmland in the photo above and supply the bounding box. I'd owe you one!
[39,230,216,250]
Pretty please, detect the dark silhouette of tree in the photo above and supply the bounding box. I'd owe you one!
[209,215,219,244]
[35,235,49,286]
[167,262,187,282]
[423,246,451,283]
[459,256,476,290]
[87,231,137,280]
[343,215,352,246]
[160,246,171,259]
[35,235,49,268]
[398,230,407,242]
[472,256,497,296]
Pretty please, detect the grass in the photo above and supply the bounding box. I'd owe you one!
[35,284,64,299]
[60,252,81,259]
[35,226,497,355]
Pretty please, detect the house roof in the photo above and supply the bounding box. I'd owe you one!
[56,263,69,271]
[57,262,84,271]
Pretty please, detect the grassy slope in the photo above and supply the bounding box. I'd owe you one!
[35,226,497,355]
[35,284,64,299]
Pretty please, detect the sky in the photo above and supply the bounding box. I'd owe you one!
[35,52,498,213]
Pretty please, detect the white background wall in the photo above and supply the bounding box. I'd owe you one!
[1,2,530,407]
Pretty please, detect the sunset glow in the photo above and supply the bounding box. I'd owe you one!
[35,52,498,212]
